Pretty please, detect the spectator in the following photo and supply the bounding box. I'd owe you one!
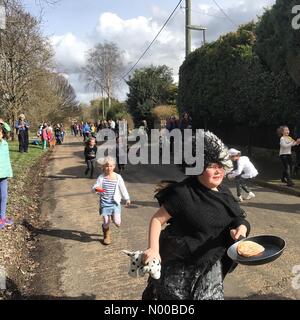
[179,112,192,130]
[277,125,300,187]
[15,114,30,153]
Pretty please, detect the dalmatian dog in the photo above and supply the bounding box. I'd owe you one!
[122,250,161,280]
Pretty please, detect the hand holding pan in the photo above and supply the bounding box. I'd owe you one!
[227,235,286,266]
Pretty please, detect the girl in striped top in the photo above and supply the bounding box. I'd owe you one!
[92,156,130,245]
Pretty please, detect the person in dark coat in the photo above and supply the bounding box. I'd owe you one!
[15,114,30,153]
[142,131,251,300]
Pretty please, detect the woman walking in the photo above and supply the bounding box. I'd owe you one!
[15,114,30,153]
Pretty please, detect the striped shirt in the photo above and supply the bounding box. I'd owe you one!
[100,177,118,206]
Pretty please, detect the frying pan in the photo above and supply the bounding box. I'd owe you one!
[227,235,286,266]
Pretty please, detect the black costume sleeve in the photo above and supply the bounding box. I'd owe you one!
[155,184,182,218]
[230,209,251,236]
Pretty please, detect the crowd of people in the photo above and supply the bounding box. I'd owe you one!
[1,111,300,300]
[71,119,119,142]
[37,123,66,150]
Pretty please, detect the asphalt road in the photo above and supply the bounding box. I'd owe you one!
[29,136,300,300]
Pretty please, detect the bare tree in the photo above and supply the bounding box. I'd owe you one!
[0,0,53,131]
[26,71,80,126]
[82,41,124,116]
[50,73,80,121]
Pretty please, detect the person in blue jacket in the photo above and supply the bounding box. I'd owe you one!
[0,119,14,229]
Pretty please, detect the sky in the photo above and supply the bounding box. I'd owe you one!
[22,0,276,104]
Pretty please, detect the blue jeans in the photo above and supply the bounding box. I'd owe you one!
[0,178,8,219]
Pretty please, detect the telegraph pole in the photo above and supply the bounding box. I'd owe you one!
[185,0,192,57]
[185,0,207,57]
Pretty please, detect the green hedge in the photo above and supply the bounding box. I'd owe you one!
[178,23,300,134]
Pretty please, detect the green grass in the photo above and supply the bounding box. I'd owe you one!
[9,141,46,176]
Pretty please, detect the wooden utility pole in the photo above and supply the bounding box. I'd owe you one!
[185,0,207,57]
[185,0,192,57]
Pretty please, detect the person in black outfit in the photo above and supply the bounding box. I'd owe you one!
[142,131,251,300]
[15,114,30,153]
[294,120,300,176]
[84,137,97,178]
[54,124,62,145]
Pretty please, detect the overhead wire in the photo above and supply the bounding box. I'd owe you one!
[120,0,183,82]
[211,0,237,27]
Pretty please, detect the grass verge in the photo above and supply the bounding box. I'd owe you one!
[0,141,49,299]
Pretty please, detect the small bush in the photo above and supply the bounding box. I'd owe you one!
[151,105,178,120]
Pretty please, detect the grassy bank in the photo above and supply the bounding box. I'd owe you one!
[0,141,48,299]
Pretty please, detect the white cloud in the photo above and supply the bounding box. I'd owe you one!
[50,33,89,73]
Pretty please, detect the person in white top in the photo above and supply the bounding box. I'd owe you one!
[92,156,131,245]
[277,126,300,187]
[227,148,258,202]
[109,120,116,130]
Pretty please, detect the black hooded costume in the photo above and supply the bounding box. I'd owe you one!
[142,131,251,300]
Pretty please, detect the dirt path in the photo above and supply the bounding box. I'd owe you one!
[28,135,300,300]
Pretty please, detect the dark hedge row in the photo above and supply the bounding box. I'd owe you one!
[178,19,300,148]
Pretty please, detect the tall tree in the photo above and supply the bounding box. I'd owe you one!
[26,71,80,126]
[126,65,176,125]
[82,41,124,114]
[0,0,53,128]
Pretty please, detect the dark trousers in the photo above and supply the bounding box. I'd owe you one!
[116,159,125,172]
[235,176,250,197]
[18,130,29,152]
[280,154,293,183]
[86,159,95,178]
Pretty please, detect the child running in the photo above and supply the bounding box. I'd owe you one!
[84,137,97,179]
[92,156,130,245]
[0,120,14,229]
[227,148,258,202]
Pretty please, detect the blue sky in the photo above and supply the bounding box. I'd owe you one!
[22,0,276,103]
[23,0,180,37]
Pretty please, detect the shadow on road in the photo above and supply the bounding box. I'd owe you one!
[5,277,96,300]
[129,200,158,208]
[25,293,97,300]
[240,202,300,215]
[22,220,100,243]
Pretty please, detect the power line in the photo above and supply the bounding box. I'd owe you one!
[121,0,183,81]
[211,0,237,27]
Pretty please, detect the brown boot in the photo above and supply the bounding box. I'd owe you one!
[102,226,111,245]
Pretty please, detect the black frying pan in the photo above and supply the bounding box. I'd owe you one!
[227,235,286,266]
